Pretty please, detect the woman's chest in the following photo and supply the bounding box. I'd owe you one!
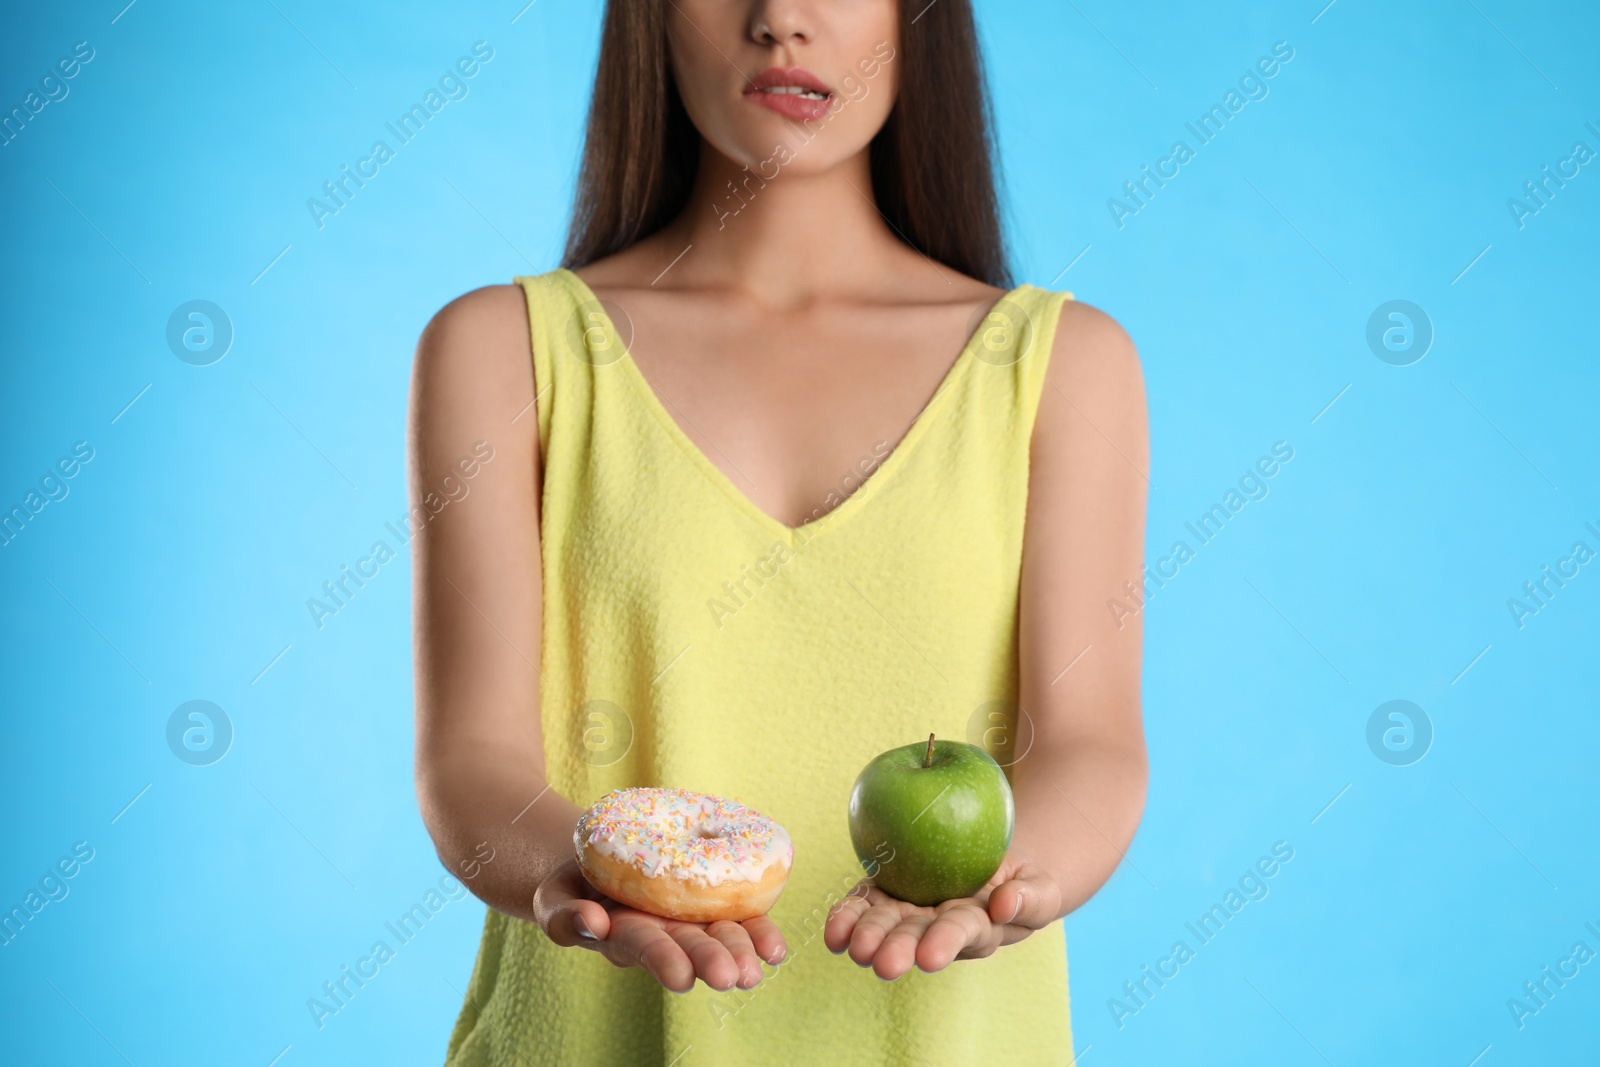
[613,297,985,528]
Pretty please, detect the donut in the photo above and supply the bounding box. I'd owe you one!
[573,787,793,923]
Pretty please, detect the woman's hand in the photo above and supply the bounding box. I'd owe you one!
[533,858,788,993]
[822,852,1064,980]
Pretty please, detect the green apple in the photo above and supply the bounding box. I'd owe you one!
[847,734,1015,906]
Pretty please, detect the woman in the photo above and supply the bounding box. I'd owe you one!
[408,1,1148,1063]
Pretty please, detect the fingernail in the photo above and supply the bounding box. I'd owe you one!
[573,914,597,940]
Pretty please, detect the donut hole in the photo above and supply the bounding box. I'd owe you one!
[694,826,723,840]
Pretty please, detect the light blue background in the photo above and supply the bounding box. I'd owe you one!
[3,1,1596,1064]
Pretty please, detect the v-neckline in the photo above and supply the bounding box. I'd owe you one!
[559,268,1034,546]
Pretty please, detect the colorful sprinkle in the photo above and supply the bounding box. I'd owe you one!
[575,787,793,887]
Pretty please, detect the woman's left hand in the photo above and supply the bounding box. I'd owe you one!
[822,852,1064,980]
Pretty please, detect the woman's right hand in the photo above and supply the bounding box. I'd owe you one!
[533,858,788,993]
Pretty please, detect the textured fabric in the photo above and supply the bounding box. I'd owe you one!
[443,268,1078,1066]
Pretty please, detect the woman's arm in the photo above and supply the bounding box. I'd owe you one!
[409,286,785,991]
[1009,297,1150,917]
[825,300,1150,977]
[410,284,570,921]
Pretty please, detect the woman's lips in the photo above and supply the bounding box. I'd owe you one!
[743,67,834,122]
[744,87,835,122]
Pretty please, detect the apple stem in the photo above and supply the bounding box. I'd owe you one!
[924,732,935,768]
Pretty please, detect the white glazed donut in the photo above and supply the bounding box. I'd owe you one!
[573,787,793,923]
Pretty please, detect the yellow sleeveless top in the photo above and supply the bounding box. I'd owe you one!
[444,268,1077,1066]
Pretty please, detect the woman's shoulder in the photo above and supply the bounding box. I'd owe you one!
[1046,292,1139,379]
[1038,293,1146,443]
[421,282,530,345]
[411,283,538,427]
[1050,295,1133,351]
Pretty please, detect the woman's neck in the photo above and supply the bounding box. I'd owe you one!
[653,139,917,306]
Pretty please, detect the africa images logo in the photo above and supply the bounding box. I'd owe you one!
[306,42,495,230]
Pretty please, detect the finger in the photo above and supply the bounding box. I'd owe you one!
[607,914,697,991]
[533,865,613,948]
[822,885,876,954]
[668,925,741,992]
[706,921,765,989]
[915,901,997,973]
[847,899,914,969]
[739,914,789,966]
[872,912,937,981]
[986,871,1062,931]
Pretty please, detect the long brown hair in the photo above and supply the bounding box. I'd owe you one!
[561,0,1010,287]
